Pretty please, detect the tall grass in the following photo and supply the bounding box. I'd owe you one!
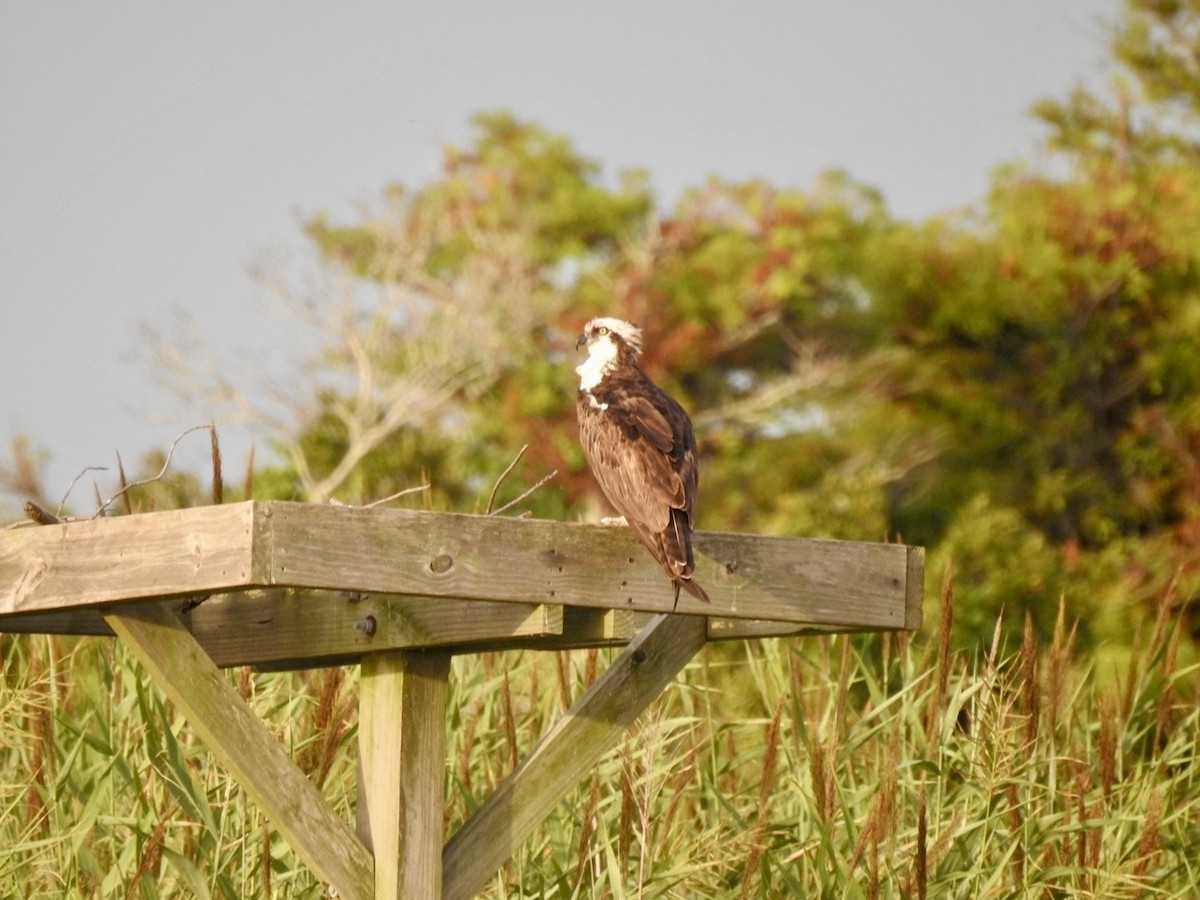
[1,574,1197,898]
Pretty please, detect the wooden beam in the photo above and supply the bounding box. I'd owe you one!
[186,590,560,668]
[1,504,261,614]
[359,650,451,900]
[2,501,921,632]
[260,501,916,627]
[101,602,375,900]
[441,613,708,900]
[906,545,925,630]
[0,598,898,660]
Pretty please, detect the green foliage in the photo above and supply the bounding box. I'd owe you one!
[930,495,1076,648]
[283,88,1200,646]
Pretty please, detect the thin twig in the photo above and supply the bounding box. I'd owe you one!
[486,443,529,514]
[489,469,557,517]
[56,466,109,516]
[361,484,432,509]
[91,424,215,519]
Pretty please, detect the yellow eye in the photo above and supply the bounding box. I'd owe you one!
[597,326,609,336]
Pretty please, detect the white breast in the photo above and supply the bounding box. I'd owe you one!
[575,334,619,390]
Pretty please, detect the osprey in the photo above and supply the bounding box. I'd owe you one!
[575,317,710,607]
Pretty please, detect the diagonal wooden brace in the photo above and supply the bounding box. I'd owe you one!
[441,613,708,900]
[103,602,375,900]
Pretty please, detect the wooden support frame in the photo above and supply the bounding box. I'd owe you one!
[442,613,707,900]
[359,650,452,900]
[0,501,924,897]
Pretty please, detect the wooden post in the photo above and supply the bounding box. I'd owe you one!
[359,649,451,900]
[102,602,375,900]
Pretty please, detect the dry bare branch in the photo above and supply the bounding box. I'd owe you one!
[242,443,256,500]
[91,425,216,519]
[116,452,133,516]
[139,185,573,507]
[489,469,558,517]
[486,444,529,515]
[360,484,432,509]
[56,466,109,517]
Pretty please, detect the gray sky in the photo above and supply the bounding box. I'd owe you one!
[1,2,1116,511]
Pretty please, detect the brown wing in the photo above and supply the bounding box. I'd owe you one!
[577,384,709,603]
[578,395,686,535]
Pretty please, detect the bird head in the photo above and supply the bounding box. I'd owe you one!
[575,317,643,355]
[575,317,643,389]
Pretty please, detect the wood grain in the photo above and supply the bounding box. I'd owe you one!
[1,501,923,652]
[186,590,560,668]
[264,501,916,627]
[1,504,259,615]
[360,650,451,900]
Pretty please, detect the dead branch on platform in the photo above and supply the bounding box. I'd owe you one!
[56,466,109,517]
[483,442,558,517]
[489,469,557,518]
[92,424,217,519]
[486,444,529,514]
[360,484,432,509]
[115,453,133,515]
[328,484,432,509]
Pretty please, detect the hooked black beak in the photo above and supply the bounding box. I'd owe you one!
[575,332,588,350]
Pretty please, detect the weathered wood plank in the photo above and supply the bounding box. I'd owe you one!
[0,592,562,665]
[102,602,375,900]
[359,650,451,900]
[0,601,893,656]
[264,500,915,627]
[0,504,261,615]
[441,613,708,900]
[906,545,925,630]
[1,501,921,631]
[707,544,926,638]
[186,590,561,668]
[0,609,115,635]
[455,606,655,653]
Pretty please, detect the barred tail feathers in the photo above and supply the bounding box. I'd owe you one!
[662,509,710,604]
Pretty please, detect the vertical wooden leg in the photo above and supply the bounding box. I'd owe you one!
[359,649,451,900]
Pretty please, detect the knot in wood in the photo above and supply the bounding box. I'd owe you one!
[430,553,454,574]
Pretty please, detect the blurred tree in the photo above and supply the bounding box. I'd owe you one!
[872,0,1200,644]
[1034,0,1200,166]
[284,115,907,538]
[67,2,1200,651]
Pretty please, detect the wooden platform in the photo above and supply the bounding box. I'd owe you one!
[0,500,923,899]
